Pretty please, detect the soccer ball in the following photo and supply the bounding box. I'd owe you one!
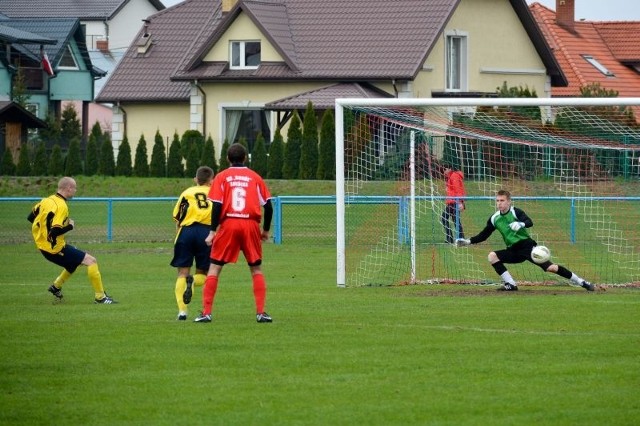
[531,245,551,264]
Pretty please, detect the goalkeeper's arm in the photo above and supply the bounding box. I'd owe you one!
[456,220,495,246]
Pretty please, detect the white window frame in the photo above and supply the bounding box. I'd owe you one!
[229,41,261,70]
[445,31,468,92]
[582,55,614,77]
[57,45,78,70]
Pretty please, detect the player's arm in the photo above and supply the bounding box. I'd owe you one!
[456,219,494,246]
[205,201,222,246]
[262,200,273,232]
[513,207,533,228]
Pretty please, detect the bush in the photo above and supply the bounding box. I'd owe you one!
[65,138,83,176]
[317,109,335,179]
[251,133,268,176]
[200,135,217,173]
[133,135,149,177]
[99,134,116,176]
[218,139,230,171]
[115,136,133,176]
[299,101,318,179]
[16,144,31,176]
[150,130,167,177]
[33,142,48,175]
[282,111,302,179]
[48,144,64,176]
[166,133,184,178]
[85,127,100,176]
[1,147,16,176]
[267,128,284,179]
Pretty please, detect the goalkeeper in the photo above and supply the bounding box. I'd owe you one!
[455,190,594,292]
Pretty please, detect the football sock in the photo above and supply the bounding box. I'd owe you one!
[500,271,517,286]
[202,275,218,315]
[54,269,72,288]
[194,273,206,287]
[492,261,516,285]
[569,273,583,284]
[252,273,267,313]
[175,276,187,313]
[87,263,106,299]
[556,265,573,280]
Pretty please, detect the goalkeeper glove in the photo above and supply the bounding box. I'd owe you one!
[509,222,525,231]
[455,238,471,247]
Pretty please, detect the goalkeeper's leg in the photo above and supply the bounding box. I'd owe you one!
[544,263,591,288]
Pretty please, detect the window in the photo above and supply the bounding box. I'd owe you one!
[58,46,78,69]
[582,55,614,77]
[230,41,261,69]
[223,108,271,152]
[445,33,468,91]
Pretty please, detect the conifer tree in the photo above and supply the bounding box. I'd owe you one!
[115,136,133,176]
[48,144,64,176]
[133,134,149,177]
[218,138,230,171]
[181,130,204,161]
[0,147,16,175]
[61,104,82,148]
[65,138,83,175]
[282,111,302,179]
[33,141,48,175]
[84,126,100,176]
[150,130,167,177]
[237,137,249,166]
[99,134,115,176]
[166,132,184,177]
[299,101,318,179]
[16,144,31,176]
[317,109,335,179]
[185,144,200,177]
[200,134,217,172]
[39,114,62,148]
[267,128,284,179]
[251,133,268,176]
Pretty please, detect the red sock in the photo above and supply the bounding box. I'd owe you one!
[202,275,218,315]
[252,273,266,313]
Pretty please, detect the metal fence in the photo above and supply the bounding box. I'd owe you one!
[0,196,337,246]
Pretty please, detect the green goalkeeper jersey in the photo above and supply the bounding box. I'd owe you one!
[470,206,533,247]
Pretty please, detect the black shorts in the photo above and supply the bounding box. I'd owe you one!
[41,245,86,273]
[170,224,211,271]
[495,239,552,270]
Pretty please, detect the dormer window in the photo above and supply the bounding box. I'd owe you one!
[582,55,614,77]
[230,41,260,69]
[58,45,78,70]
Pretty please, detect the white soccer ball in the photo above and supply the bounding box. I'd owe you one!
[531,245,551,264]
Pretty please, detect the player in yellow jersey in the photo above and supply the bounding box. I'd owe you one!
[28,177,116,304]
[170,166,214,320]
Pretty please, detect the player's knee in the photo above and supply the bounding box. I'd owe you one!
[83,254,97,265]
[488,252,498,263]
[546,263,558,273]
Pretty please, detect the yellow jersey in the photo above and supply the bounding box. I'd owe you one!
[173,185,212,227]
[30,194,72,254]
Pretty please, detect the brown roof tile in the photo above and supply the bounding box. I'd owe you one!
[594,21,640,63]
[265,82,393,110]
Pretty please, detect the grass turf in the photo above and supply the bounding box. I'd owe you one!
[0,242,639,425]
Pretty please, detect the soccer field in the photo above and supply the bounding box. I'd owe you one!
[1,241,638,425]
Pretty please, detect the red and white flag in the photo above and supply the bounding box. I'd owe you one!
[41,51,54,76]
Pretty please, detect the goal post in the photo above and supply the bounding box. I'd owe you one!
[335,97,640,288]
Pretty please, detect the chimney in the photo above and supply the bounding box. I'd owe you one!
[556,0,575,32]
[96,39,109,53]
[222,0,238,15]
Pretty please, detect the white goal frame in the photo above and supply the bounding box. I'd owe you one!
[335,97,640,287]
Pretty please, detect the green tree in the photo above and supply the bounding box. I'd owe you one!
[16,144,31,176]
[282,111,302,179]
[166,133,184,177]
[65,138,83,175]
[99,134,115,176]
[11,68,30,107]
[33,141,48,175]
[299,102,318,179]
[185,144,200,177]
[267,128,284,179]
[251,133,268,176]
[0,147,16,175]
[115,136,133,176]
[150,130,167,177]
[317,109,335,179]
[84,134,99,176]
[181,130,204,161]
[39,114,62,147]
[495,81,541,121]
[133,135,149,177]
[48,144,64,176]
[60,104,82,147]
[200,135,218,172]
[218,138,230,171]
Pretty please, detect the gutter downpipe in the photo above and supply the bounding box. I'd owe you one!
[194,79,206,137]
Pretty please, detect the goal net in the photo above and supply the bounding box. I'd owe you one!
[335,98,640,288]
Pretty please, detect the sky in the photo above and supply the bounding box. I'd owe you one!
[160,0,640,21]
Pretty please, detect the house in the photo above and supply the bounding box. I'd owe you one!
[97,0,565,157]
[0,0,166,134]
[0,16,106,140]
[530,0,640,99]
[0,101,46,162]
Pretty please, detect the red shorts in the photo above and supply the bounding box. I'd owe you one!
[210,219,262,265]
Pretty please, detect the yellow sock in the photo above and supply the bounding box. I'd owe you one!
[175,277,187,313]
[54,269,72,288]
[87,263,105,299]
[194,273,206,287]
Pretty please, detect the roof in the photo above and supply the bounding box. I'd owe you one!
[98,0,562,103]
[530,2,640,98]
[0,0,165,20]
[0,23,56,44]
[265,83,394,110]
[0,17,105,78]
[0,101,47,128]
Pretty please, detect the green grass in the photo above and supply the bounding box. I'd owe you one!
[1,242,639,425]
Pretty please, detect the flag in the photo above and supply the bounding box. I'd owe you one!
[41,51,54,76]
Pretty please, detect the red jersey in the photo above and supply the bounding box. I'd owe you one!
[445,170,465,205]
[208,166,272,224]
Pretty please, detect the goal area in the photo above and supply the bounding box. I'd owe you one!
[335,97,640,288]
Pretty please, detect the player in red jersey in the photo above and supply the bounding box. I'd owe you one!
[194,143,274,323]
